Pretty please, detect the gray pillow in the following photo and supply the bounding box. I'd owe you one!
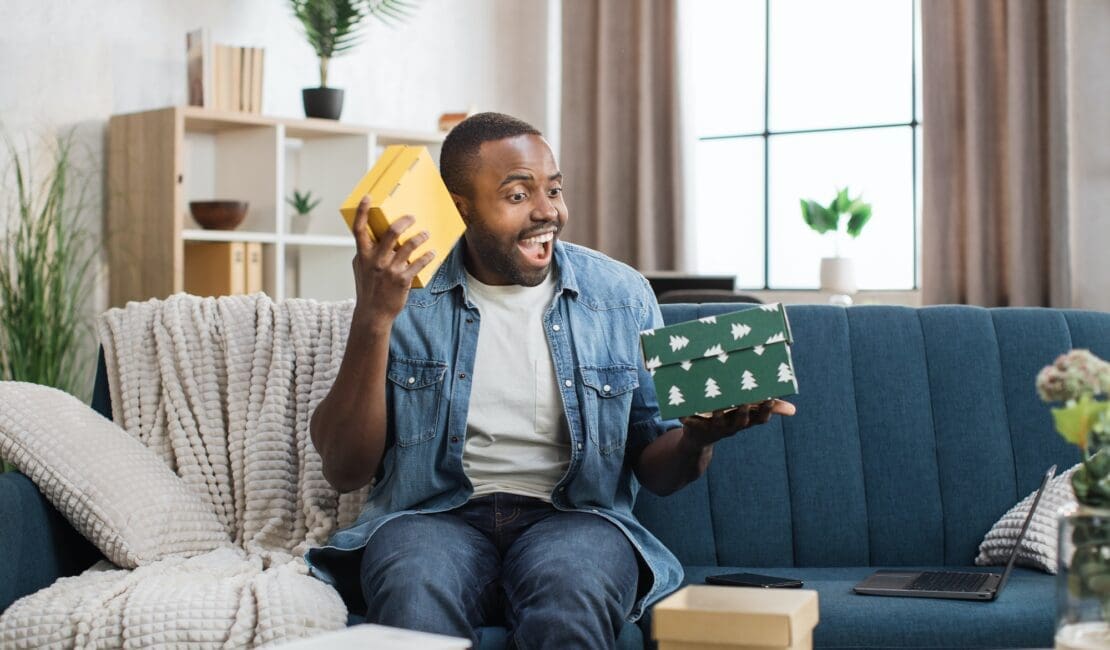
[0,382,232,568]
[975,463,1078,574]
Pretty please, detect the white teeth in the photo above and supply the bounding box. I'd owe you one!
[522,232,555,247]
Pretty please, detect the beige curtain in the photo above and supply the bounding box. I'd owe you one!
[922,0,1070,306]
[560,0,684,271]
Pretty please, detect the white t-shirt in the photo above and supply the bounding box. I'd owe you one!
[462,270,571,501]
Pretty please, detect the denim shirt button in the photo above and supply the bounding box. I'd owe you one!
[450,436,459,443]
[603,384,611,393]
[564,379,572,387]
[552,324,561,332]
[459,372,467,380]
[407,377,415,385]
[577,442,583,450]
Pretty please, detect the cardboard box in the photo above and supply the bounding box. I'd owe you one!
[339,145,466,288]
[653,585,819,650]
[641,304,798,420]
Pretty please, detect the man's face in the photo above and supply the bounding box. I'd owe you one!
[455,134,568,287]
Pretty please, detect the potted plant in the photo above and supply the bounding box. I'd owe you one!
[0,133,98,472]
[289,0,416,120]
[1037,350,1110,647]
[286,189,322,234]
[800,187,872,297]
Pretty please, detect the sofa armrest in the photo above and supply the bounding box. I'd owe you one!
[0,472,103,613]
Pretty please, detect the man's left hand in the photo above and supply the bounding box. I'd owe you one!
[678,399,797,448]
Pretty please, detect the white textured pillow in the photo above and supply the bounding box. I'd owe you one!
[975,463,1079,574]
[0,382,231,568]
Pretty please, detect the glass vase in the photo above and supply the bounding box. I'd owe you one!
[1056,506,1110,649]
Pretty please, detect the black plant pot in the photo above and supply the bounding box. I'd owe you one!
[302,87,344,120]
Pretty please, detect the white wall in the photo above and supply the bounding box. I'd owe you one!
[1069,0,1110,311]
[0,0,552,317]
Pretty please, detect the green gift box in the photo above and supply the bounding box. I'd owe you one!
[641,304,799,420]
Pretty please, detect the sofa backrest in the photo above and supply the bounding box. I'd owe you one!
[634,304,1100,568]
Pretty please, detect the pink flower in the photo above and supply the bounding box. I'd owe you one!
[1036,349,1110,403]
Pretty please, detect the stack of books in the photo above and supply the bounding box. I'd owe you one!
[184,242,264,297]
[187,29,264,114]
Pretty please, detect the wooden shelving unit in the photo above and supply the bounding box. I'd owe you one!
[106,106,444,307]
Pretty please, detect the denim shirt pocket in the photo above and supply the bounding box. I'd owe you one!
[387,358,448,447]
[579,365,639,455]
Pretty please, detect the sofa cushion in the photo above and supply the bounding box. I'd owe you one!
[645,566,1054,649]
[0,382,231,568]
[976,463,1079,573]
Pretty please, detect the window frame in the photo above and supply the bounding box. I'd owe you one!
[691,0,921,291]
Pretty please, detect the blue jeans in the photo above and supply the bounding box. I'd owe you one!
[360,493,641,649]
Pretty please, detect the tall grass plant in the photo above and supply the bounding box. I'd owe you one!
[0,131,98,472]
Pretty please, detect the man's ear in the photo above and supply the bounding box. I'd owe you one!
[451,193,472,223]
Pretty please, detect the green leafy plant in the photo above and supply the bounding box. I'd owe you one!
[1037,350,1110,617]
[286,189,322,216]
[800,187,873,256]
[289,0,417,88]
[0,132,98,472]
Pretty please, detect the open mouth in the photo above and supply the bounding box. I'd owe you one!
[517,230,556,267]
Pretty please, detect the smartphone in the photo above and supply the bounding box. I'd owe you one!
[705,572,804,588]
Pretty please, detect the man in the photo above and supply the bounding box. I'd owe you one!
[305,113,795,649]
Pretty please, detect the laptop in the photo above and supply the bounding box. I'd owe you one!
[853,464,1057,601]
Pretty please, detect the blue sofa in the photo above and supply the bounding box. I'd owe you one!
[1,304,1100,648]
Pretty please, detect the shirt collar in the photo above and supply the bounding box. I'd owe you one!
[427,238,580,298]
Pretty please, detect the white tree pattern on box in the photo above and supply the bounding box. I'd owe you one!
[680,360,693,371]
[705,377,721,398]
[699,316,717,324]
[731,323,751,340]
[741,370,758,391]
[669,335,690,352]
[668,385,685,406]
[753,345,765,356]
[777,362,795,384]
[645,356,662,376]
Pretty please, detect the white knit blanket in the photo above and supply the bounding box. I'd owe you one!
[6,294,370,648]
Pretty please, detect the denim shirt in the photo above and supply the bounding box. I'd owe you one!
[305,240,684,622]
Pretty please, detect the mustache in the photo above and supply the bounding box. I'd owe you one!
[519,224,560,239]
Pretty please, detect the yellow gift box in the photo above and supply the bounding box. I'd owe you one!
[653,585,819,650]
[339,145,466,288]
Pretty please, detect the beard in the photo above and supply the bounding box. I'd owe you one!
[463,220,557,287]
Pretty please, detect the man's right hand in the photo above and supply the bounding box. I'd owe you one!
[351,195,436,325]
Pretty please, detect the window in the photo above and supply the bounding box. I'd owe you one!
[683,0,921,290]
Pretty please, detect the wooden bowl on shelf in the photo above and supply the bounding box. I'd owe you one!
[189,201,249,230]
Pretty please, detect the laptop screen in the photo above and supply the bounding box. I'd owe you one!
[996,464,1057,593]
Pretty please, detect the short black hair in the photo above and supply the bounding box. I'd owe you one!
[440,112,542,198]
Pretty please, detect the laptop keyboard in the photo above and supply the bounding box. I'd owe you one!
[907,571,991,593]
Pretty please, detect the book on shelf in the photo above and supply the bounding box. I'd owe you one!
[186,29,211,108]
[245,242,263,293]
[185,242,247,297]
[339,145,466,289]
[185,29,264,113]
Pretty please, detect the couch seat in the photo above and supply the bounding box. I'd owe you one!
[640,566,1055,650]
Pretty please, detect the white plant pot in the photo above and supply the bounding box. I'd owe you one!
[289,215,311,235]
[820,257,857,295]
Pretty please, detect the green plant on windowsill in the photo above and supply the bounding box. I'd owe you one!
[799,187,873,256]
[799,187,873,297]
[0,132,98,472]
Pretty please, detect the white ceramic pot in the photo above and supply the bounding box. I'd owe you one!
[290,215,311,235]
[820,257,857,295]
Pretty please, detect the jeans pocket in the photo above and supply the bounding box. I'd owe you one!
[387,358,447,447]
[579,365,639,455]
